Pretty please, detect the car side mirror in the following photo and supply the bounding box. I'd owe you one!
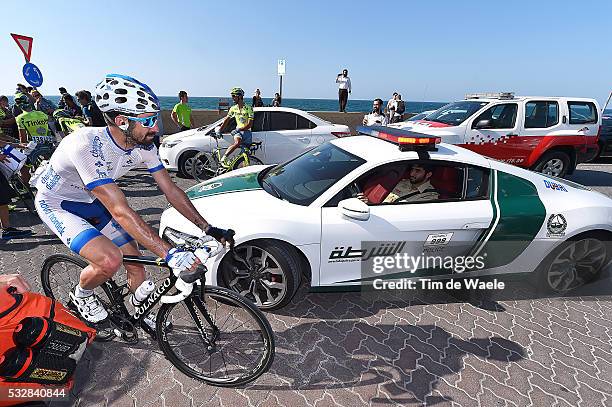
[338,198,370,221]
[474,119,492,129]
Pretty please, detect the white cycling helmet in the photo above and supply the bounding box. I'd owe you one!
[94,74,160,115]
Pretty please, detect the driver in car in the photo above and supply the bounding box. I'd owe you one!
[358,163,439,204]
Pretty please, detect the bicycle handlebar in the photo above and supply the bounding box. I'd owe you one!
[160,238,225,304]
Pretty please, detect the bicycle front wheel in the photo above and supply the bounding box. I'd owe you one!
[157,285,275,387]
[191,151,218,182]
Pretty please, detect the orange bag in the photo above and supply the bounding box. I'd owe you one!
[0,286,96,406]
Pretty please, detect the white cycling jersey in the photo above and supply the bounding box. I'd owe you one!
[34,126,164,253]
[35,126,164,202]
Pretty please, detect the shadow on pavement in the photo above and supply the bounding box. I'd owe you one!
[0,234,60,251]
[273,266,612,319]
[249,322,525,405]
[568,168,612,187]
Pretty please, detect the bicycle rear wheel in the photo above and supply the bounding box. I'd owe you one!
[191,151,219,182]
[233,155,263,170]
[40,254,116,341]
[157,285,274,387]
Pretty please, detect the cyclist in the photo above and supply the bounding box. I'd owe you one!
[15,93,54,183]
[33,74,234,327]
[53,108,86,136]
[217,87,254,168]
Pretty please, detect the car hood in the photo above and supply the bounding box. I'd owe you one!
[391,120,460,136]
[185,168,267,200]
[161,166,321,245]
[162,129,199,143]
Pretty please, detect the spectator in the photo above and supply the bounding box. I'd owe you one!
[362,98,388,126]
[58,87,69,109]
[75,90,105,126]
[12,85,34,117]
[62,94,82,118]
[272,93,282,107]
[386,92,398,121]
[0,146,32,240]
[0,96,18,141]
[171,90,194,131]
[390,94,405,123]
[335,69,351,112]
[252,89,264,107]
[31,89,56,116]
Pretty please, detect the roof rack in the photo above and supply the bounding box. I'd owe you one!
[465,92,515,100]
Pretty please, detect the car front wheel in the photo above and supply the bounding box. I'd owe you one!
[178,151,199,178]
[536,235,610,293]
[220,241,302,310]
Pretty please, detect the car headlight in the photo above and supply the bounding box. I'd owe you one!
[162,139,183,149]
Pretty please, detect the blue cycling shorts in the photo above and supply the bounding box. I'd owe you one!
[235,130,252,146]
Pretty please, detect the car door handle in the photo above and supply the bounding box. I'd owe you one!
[462,222,489,229]
[297,137,309,142]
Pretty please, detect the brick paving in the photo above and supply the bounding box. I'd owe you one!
[1,161,611,407]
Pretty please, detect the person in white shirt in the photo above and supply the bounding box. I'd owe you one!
[362,99,388,126]
[386,92,398,122]
[335,69,351,112]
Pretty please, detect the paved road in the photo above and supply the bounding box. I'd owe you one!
[2,162,612,407]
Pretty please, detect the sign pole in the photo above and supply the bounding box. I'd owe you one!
[10,33,43,87]
[277,59,286,101]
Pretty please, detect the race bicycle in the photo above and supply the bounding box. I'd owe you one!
[40,232,275,387]
[190,133,264,182]
[1,142,41,214]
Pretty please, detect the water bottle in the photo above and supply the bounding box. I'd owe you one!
[130,280,155,307]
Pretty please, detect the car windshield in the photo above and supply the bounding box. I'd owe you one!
[406,112,429,122]
[425,101,489,125]
[260,143,366,206]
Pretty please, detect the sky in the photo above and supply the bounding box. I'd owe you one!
[1,0,612,105]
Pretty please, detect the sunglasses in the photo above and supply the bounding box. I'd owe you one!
[127,113,159,128]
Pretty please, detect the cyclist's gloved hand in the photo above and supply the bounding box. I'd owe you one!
[205,226,235,250]
[165,248,198,275]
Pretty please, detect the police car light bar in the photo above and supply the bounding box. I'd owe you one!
[465,92,515,100]
[356,126,440,151]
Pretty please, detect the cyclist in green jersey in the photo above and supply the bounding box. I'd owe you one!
[217,87,254,167]
[15,94,54,183]
[53,109,86,136]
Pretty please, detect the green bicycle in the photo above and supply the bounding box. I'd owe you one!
[191,133,264,182]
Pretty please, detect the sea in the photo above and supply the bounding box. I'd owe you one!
[37,96,612,117]
[44,96,445,114]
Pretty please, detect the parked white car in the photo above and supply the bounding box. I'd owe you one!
[159,107,351,176]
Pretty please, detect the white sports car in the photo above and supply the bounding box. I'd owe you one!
[159,107,351,176]
[159,126,612,309]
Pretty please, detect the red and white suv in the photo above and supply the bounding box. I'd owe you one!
[393,93,601,177]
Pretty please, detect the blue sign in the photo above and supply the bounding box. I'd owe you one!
[22,62,43,87]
